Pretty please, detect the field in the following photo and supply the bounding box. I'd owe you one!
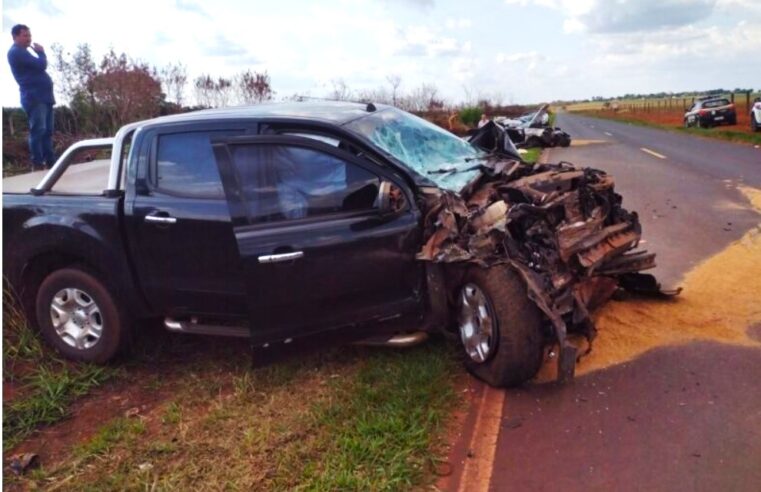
[563,92,761,144]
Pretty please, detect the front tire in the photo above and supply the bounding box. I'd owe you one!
[456,266,544,387]
[35,267,127,363]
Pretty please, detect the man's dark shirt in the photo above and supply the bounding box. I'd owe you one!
[7,44,55,110]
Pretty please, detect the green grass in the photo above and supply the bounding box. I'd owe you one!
[161,401,182,425]
[75,417,146,458]
[522,147,542,163]
[12,342,460,491]
[2,284,119,450]
[576,111,761,146]
[295,346,457,491]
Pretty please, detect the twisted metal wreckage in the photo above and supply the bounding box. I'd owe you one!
[417,122,679,382]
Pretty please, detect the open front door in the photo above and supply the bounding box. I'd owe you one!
[211,134,425,344]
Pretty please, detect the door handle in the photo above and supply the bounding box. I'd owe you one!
[258,251,304,264]
[145,213,177,224]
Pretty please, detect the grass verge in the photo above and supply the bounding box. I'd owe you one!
[2,284,119,450]
[6,339,460,490]
[574,110,761,146]
[522,147,542,163]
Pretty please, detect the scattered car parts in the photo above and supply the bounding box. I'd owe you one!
[419,121,676,381]
[495,104,572,149]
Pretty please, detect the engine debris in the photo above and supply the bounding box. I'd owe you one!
[416,154,675,382]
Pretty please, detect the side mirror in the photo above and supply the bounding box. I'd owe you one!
[377,180,407,217]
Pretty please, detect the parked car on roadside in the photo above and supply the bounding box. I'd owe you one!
[3,102,657,387]
[683,97,737,128]
[751,97,761,132]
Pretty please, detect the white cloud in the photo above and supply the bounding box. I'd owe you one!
[495,51,546,71]
[445,18,472,29]
[391,24,471,57]
[508,0,719,33]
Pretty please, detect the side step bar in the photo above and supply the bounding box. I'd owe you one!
[164,318,429,348]
[164,317,249,338]
[354,332,429,348]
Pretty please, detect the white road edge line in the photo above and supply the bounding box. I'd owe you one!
[456,385,506,492]
[640,147,667,159]
[604,131,613,136]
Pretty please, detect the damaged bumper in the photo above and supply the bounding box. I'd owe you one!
[417,156,672,382]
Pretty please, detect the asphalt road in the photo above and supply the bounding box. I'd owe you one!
[485,114,761,492]
[545,113,761,289]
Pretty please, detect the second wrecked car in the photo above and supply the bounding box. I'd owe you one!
[496,103,572,149]
[3,102,661,387]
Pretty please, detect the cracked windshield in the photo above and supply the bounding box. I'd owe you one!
[346,108,485,191]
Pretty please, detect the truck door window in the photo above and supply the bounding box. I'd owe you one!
[155,130,242,198]
[230,144,380,223]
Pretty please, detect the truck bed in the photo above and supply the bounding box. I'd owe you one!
[3,159,110,195]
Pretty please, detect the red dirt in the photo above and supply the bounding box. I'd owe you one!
[4,327,251,472]
[3,381,20,402]
[589,108,755,134]
[7,375,175,468]
[435,374,486,492]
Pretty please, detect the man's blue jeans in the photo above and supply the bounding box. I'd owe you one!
[26,103,55,169]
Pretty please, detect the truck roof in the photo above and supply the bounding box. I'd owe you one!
[138,101,389,128]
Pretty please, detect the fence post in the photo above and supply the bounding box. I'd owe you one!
[731,92,735,104]
[747,90,752,113]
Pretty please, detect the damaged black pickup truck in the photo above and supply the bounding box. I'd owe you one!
[3,102,661,387]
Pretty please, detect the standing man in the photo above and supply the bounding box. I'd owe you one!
[7,24,56,170]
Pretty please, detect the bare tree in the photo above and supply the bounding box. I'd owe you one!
[235,70,274,105]
[402,83,441,111]
[386,74,402,107]
[50,43,97,104]
[328,78,352,101]
[194,75,215,107]
[461,84,476,106]
[160,63,188,106]
[213,77,233,107]
[355,86,391,105]
[193,75,233,107]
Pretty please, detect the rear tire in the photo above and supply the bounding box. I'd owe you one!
[35,267,127,363]
[456,266,544,387]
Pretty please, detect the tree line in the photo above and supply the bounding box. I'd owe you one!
[3,44,533,166]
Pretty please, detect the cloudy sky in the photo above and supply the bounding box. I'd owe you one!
[2,0,760,107]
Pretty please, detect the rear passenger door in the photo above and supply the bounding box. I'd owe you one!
[211,135,424,343]
[126,123,255,319]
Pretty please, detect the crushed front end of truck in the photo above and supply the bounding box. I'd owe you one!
[416,123,675,383]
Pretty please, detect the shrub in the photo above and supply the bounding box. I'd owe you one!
[459,106,482,127]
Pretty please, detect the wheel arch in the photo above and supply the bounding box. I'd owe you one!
[8,223,149,327]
